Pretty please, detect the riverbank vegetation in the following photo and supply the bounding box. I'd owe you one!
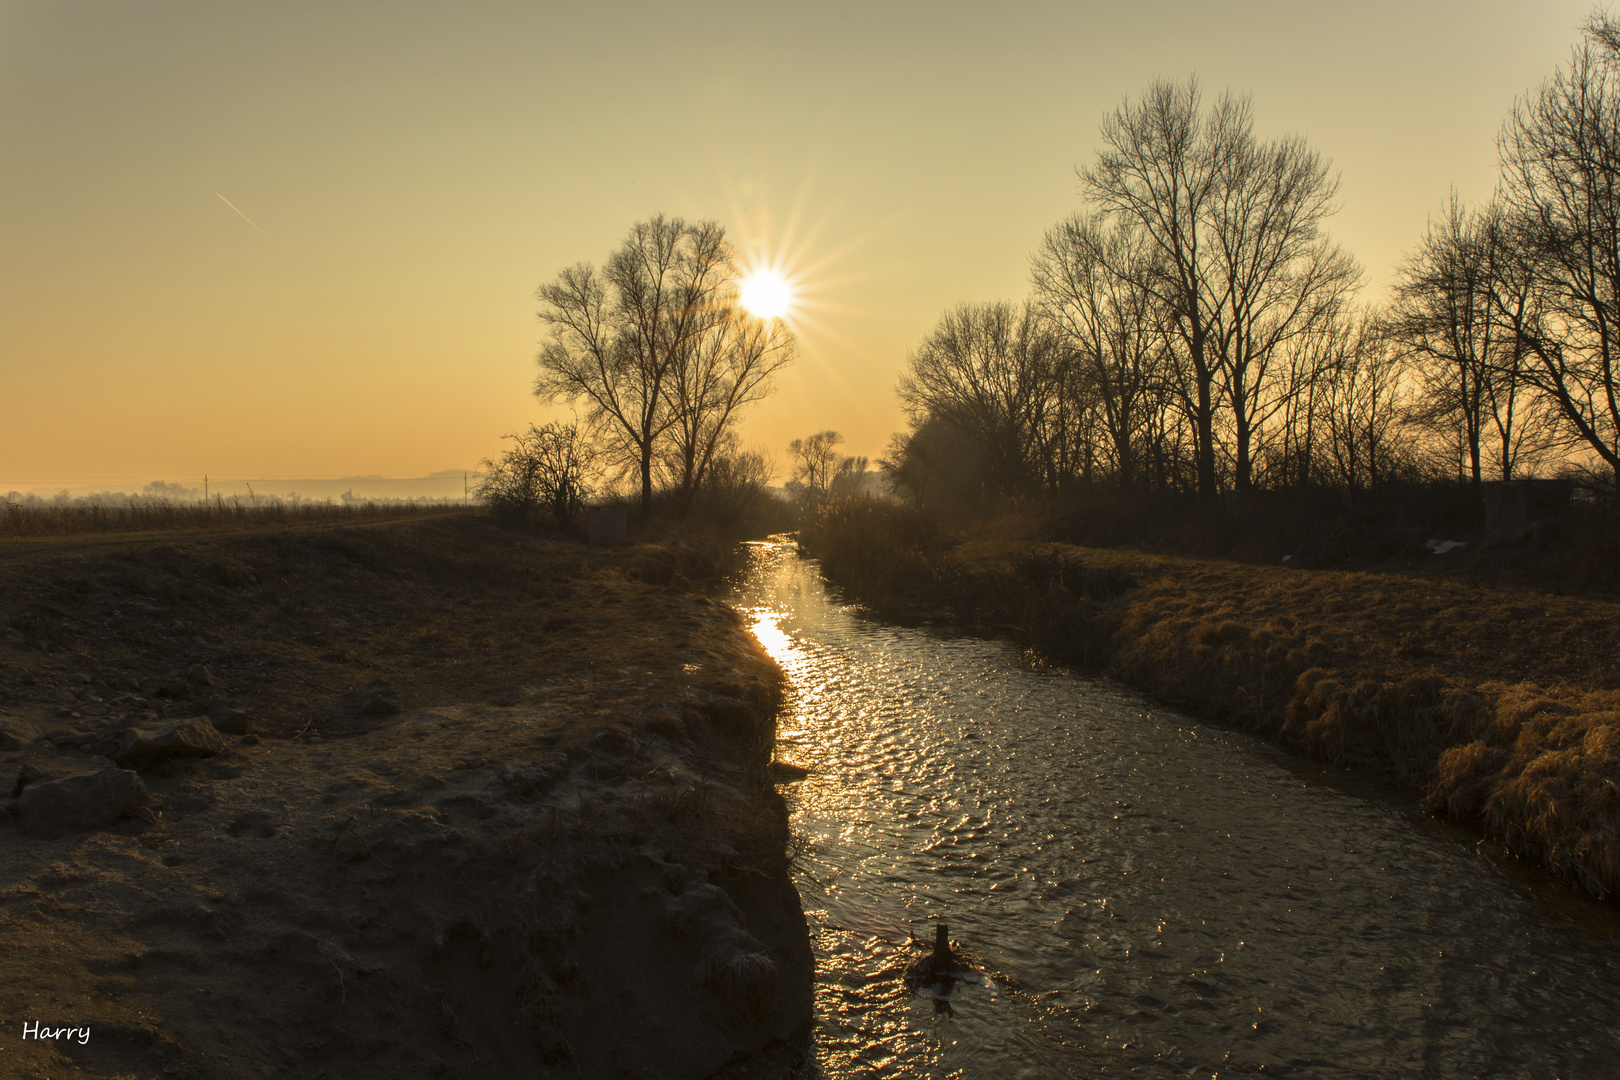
[800,497,1620,901]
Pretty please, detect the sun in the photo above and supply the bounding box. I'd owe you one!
[739,269,793,320]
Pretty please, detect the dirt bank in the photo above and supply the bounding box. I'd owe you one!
[802,506,1620,902]
[0,515,811,1078]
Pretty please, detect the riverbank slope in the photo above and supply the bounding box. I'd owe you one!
[0,515,810,1078]
[801,500,1620,902]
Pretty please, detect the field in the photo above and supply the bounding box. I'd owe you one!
[0,494,462,539]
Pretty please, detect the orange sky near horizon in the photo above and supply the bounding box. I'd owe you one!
[0,0,1599,493]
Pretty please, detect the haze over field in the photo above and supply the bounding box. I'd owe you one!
[0,0,1594,490]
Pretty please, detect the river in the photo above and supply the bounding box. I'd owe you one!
[723,537,1620,1079]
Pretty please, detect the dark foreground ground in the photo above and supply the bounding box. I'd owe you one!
[0,514,811,1079]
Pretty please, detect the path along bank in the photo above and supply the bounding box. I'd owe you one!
[802,502,1620,903]
[0,514,810,1079]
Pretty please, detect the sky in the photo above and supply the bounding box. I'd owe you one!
[0,0,1601,493]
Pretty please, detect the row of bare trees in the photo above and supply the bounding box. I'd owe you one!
[888,16,1620,512]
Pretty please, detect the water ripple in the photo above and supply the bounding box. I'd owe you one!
[726,538,1620,1079]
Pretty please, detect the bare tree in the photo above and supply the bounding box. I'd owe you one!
[1317,312,1410,493]
[895,301,1063,498]
[1212,122,1360,490]
[1265,315,1342,489]
[786,430,845,501]
[1500,17,1620,491]
[830,455,870,497]
[476,422,596,526]
[1389,194,1559,485]
[1084,78,1356,495]
[1032,214,1168,488]
[694,435,775,526]
[1478,205,1567,480]
[535,215,790,519]
[659,294,794,517]
[1084,79,1228,498]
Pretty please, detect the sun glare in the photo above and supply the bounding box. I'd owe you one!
[739,270,793,320]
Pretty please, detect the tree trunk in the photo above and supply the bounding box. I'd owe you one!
[1194,388,1217,498]
[640,444,654,520]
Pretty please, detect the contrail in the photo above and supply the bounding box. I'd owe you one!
[215,192,285,251]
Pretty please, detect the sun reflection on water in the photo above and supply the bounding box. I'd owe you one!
[748,609,804,671]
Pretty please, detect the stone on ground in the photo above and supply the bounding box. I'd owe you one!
[116,718,225,768]
[18,769,145,838]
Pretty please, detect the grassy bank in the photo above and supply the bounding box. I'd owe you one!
[801,498,1620,902]
[0,516,810,1078]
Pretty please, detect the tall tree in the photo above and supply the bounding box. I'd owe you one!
[1389,194,1557,485]
[659,287,795,517]
[1031,215,1167,489]
[534,215,790,518]
[1318,312,1410,494]
[1391,194,1498,486]
[786,430,845,501]
[1084,79,1227,498]
[1501,17,1620,492]
[895,301,1063,499]
[1084,78,1355,494]
[1212,120,1359,490]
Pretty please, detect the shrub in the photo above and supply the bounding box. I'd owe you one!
[476,423,595,527]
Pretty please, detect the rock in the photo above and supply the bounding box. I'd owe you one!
[206,699,252,734]
[185,664,216,686]
[116,718,225,768]
[15,762,45,794]
[18,769,145,838]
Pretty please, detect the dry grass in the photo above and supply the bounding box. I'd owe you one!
[804,503,1620,900]
[0,494,462,539]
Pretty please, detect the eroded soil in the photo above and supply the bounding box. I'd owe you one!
[0,516,811,1078]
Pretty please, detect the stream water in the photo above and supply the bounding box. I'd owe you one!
[723,537,1620,1079]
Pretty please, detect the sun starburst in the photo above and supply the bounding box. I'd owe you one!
[739,269,794,320]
